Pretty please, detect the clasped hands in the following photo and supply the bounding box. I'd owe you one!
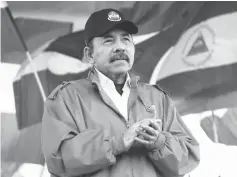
[123,108,162,150]
[135,118,161,145]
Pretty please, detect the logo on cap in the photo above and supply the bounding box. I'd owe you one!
[108,11,121,21]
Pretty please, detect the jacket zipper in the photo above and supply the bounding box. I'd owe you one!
[97,83,134,176]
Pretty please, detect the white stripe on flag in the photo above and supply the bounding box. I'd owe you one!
[14,52,91,81]
[149,47,173,85]
[133,31,160,45]
[155,12,237,81]
[0,1,7,8]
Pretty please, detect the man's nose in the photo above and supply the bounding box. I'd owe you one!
[113,40,125,53]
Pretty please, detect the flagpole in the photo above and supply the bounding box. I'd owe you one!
[2,2,46,177]
[2,1,46,101]
[211,110,219,143]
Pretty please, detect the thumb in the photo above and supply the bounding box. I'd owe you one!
[149,105,157,119]
[149,105,162,130]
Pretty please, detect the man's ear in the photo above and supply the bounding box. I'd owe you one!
[84,46,94,64]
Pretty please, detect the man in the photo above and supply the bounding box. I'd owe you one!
[42,8,200,177]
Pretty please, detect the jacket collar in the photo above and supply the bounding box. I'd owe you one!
[87,67,140,88]
[87,67,151,118]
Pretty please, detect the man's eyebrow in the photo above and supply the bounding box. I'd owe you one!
[103,34,113,39]
[122,33,132,38]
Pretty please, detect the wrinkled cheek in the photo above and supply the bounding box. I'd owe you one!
[129,54,135,66]
[94,51,103,59]
[129,48,135,63]
[93,52,108,65]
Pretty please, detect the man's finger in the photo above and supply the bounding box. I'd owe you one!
[135,126,143,133]
[150,121,161,131]
[151,105,157,119]
[135,137,150,145]
[139,119,152,126]
[137,130,157,141]
[141,125,157,136]
[155,119,162,123]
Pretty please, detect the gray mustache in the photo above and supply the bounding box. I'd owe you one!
[111,53,129,62]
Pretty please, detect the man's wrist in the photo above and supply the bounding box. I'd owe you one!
[147,132,166,151]
[111,133,128,155]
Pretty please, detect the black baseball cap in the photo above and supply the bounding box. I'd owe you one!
[84,8,138,45]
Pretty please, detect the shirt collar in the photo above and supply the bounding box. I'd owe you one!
[94,67,131,91]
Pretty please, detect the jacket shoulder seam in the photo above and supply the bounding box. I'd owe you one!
[48,81,71,100]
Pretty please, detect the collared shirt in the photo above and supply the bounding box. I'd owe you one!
[95,68,130,120]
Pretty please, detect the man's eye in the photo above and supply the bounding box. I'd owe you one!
[104,39,113,43]
[123,37,131,42]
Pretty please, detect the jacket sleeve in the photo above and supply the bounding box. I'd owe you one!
[148,93,200,176]
[41,90,127,177]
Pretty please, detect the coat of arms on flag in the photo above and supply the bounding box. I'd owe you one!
[182,24,215,67]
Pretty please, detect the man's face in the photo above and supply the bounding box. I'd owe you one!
[91,29,135,76]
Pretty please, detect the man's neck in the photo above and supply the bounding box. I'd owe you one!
[109,73,127,84]
[94,67,127,84]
